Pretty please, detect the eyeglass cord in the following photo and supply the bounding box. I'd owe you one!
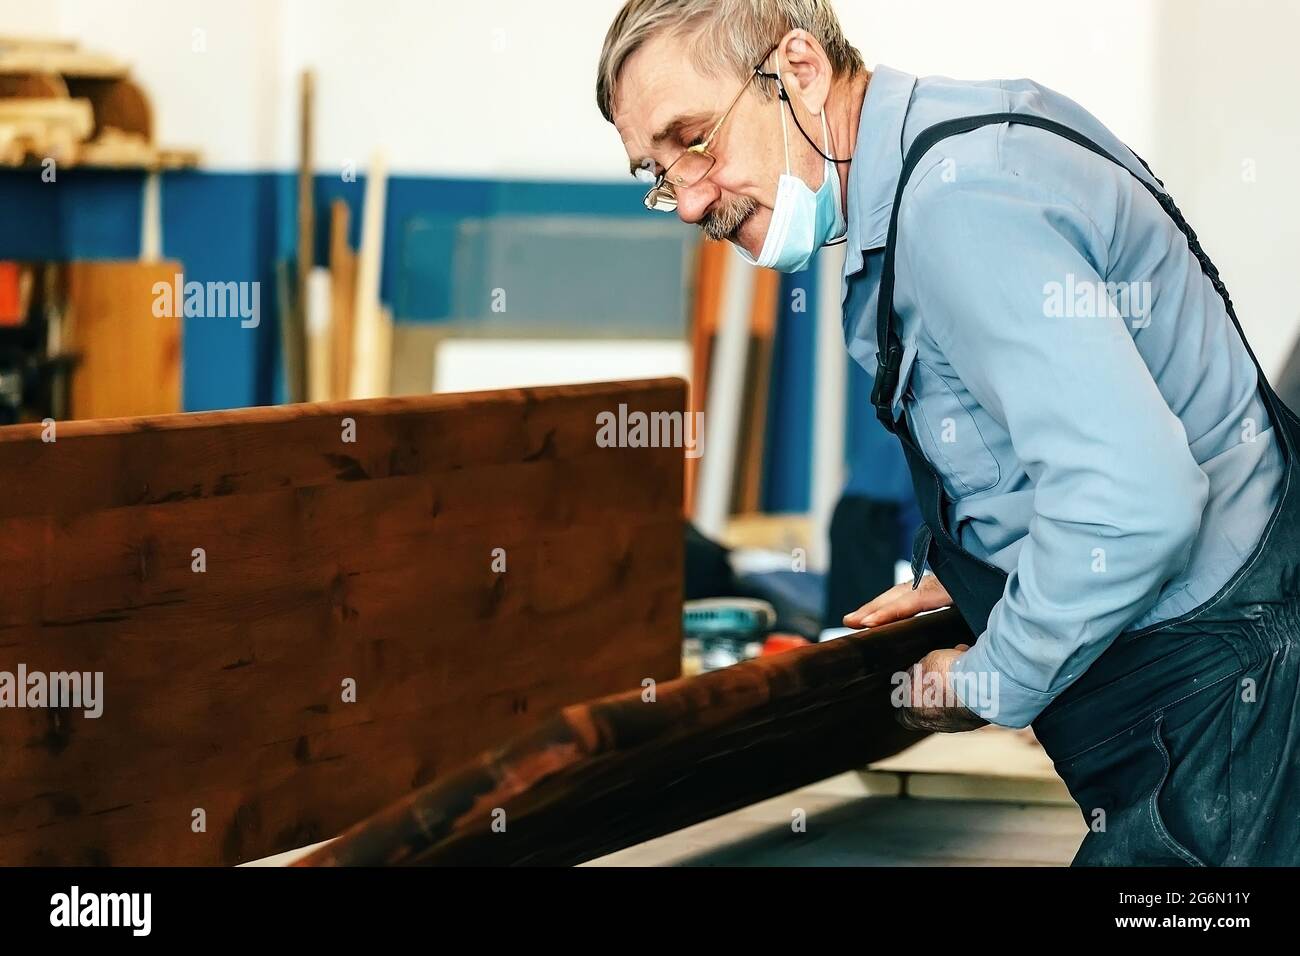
[757,69,852,166]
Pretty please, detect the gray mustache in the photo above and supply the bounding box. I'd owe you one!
[700,196,757,242]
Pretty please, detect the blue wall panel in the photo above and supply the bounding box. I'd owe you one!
[0,168,143,260]
[163,170,284,409]
[761,269,817,512]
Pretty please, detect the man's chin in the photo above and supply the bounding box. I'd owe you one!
[729,236,761,258]
[726,210,761,253]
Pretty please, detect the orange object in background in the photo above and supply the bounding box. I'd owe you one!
[0,262,22,325]
[684,239,728,514]
[761,633,810,656]
[64,261,183,418]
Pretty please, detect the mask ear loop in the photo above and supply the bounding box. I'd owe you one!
[819,112,833,165]
[760,65,851,165]
[817,108,848,247]
[763,50,794,176]
[778,90,792,175]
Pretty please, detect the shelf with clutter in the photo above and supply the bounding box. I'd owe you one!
[0,34,198,172]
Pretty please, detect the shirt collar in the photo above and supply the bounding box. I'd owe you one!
[843,65,918,280]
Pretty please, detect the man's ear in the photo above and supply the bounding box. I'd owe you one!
[775,29,832,116]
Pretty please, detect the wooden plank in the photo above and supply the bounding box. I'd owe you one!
[870,724,1057,779]
[0,97,93,136]
[900,773,1072,805]
[292,69,314,404]
[63,261,181,419]
[72,131,179,169]
[864,724,1072,805]
[374,304,394,396]
[684,239,726,514]
[349,153,387,399]
[275,258,301,404]
[732,267,779,513]
[328,200,356,401]
[299,607,976,867]
[694,249,754,536]
[0,37,80,53]
[0,47,127,79]
[0,72,69,98]
[0,378,686,865]
[306,267,332,403]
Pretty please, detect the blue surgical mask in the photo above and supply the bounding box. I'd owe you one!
[739,107,847,273]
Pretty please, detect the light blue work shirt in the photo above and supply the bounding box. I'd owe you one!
[842,66,1284,727]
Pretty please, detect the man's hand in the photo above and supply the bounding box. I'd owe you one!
[896,645,988,733]
[843,573,952,629]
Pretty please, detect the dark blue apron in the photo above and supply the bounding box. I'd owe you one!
[871,113,1300,865]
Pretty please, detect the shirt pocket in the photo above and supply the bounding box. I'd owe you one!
[903,358,1001,500]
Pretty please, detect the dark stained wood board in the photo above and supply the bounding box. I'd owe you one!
[0,378,685,865]
[301,608,976,867]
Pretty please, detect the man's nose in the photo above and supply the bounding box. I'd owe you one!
[673,181,718,226]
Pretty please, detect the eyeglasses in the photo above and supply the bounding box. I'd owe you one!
[643,44,779,212]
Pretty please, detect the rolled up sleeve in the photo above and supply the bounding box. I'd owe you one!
[899,166,1210,728]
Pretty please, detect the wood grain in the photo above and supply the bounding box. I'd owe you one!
[328,200,356,401]
[299,607,974,867]
[291,68,313,404]
[733,267,778,514]
[684,239,726,514]
[63,261,182,420]
[0,378,686,865]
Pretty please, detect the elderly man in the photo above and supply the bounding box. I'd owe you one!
[597,0,1300,866]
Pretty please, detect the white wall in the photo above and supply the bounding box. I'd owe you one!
[279,0,1162,178]
[7,0,1163,176]
[2,0,286,169]
[274,0,628,179]
[1151,0,1300,376]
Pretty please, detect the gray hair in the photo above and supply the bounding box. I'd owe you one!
[597,0,865,122]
